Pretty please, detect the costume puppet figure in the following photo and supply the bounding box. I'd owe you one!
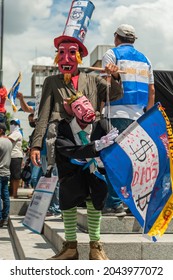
[47,93,119,260]
[30,26,122,172]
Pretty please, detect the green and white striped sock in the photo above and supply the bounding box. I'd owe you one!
[62,207,77,241]
[86,200,101,241]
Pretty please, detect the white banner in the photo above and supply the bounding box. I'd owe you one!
[23,176,58,233]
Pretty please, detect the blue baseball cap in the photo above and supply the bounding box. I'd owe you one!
[10,118,20,126]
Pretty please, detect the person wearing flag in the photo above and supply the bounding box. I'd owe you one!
[48,92,118,260]
[102,24,155,215]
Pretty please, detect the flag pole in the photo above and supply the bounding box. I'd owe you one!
[88,66,126,74]
[0,0,4,84]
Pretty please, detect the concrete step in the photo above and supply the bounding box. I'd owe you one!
[77,209,173,234]
[9,216,56,260]
[43,216,173,260]
[10,199,173,234]
[10,198,31,216]
[4,214,173,260]
[77,208,142,233]
[17,187,33,198]
[0,224,19,260]
[9,188,34,216]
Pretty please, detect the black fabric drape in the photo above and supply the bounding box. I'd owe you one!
[154,70,173,118]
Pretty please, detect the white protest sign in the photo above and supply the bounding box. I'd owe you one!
[23,176,58,233]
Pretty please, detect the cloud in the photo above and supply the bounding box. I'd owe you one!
[2,0,173,97]
[87,0,173,70]
[3,0,55,93]
[4,0,53,34]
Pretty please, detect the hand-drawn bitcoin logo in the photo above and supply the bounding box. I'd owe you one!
[136,190,152,211]
[130,139,153,162]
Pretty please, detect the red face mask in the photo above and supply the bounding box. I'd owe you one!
[71,96,96,124]
[58,42,79,74]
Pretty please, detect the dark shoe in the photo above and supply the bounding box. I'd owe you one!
[0,220,3,228]
[102,204,126,217]
[46,211,54,217]
[2,218,9,226]
[126,208,133,216]
[89,241,109,260]
[46,210,61,217]
[47,241,79,260]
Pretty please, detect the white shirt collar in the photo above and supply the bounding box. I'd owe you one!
[70,118,92,144]
[70,117,92,135]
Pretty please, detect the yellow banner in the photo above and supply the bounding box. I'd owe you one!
[148,105,173,236]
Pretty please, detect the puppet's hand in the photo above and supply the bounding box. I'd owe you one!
[95,128,119,151]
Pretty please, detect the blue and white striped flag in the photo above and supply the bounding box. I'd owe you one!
[7,72,22,112]
[100,103,173,239]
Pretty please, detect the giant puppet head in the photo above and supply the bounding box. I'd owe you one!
[54,34,87,84]
[54,37,85,84]
[53,1,95,83]
[55,41,82,76]
[64,92,96,126]
[54,35,88,58]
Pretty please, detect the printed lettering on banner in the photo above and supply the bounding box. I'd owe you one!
[23,176,58,234]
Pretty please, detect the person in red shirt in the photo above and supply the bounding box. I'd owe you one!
[0,82,7,123]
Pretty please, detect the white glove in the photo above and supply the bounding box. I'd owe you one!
[95,127,119,151]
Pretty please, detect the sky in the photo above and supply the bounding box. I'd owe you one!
[2,0,173,97]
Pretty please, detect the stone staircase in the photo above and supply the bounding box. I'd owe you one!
[1,198,173,260]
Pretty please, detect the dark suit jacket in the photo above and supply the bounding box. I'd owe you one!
[32,71,122,149]
[55,118,112,210]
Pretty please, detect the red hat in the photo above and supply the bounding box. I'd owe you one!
[54,35,88,57]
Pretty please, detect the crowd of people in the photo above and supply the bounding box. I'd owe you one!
[0,87,61,228]
[0,21,155,260]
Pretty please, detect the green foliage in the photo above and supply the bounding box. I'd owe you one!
[22,139,29,151]
[5,111,13,132]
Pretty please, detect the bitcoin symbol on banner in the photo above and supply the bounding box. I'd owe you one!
[136,191,152,211]
[130,139,153,162]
